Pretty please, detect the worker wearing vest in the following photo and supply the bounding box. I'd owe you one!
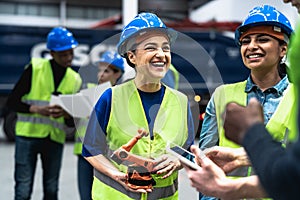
[7,27,82,200]
[162,64,180,90]
[199,5,294,200]
[82,12,195,200]
[73,50,124,200]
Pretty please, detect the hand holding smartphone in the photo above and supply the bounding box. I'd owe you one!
[166,142,203,170]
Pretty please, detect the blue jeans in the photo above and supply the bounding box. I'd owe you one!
[14,136,63,200]
[77,155,93,200]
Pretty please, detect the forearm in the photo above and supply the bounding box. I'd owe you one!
[243,123,300,199]
[85,154,122,178]
[221,176,267,200]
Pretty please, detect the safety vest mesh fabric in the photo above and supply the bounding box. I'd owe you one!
[73,83,97,155]
[16,58,82,144]
[214,81,295,200]
[73,118,88,155]
[93,80,188,200]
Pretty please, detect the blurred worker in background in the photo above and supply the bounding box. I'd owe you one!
[97,50,125,85]
[82,12,195,200]
[196,4,294,200]
[162,64,180,90]
[73,50,124,200]
[7,26,82,200]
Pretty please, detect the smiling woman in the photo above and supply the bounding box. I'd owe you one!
[198,4,295,200]
[82,12,195,200]
[127,35,171,85]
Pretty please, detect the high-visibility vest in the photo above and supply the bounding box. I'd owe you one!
[92,80,189,200]
[214,81,296,148]
[16,58,82,144]
[214,81,296,200]
[73,83,97,155]
[287,24,300,142]
[169,64,180,90]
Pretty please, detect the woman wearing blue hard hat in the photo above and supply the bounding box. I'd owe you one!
[97,50,125,85]
[82,12,195,200]
[186,4,297,200]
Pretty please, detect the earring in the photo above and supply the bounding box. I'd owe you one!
[281,55,287,64]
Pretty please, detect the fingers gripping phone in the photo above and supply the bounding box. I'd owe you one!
[166,142,202,170]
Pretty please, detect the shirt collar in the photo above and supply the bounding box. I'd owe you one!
[245,75,289,95]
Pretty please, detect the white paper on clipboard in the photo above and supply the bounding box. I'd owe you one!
[49,82,111,118]
[50,93,92,118]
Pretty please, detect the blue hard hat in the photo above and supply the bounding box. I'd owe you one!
[47,27,78,51]
[235,5,293,46]
[117,12,177,57]
[99,50,124,72]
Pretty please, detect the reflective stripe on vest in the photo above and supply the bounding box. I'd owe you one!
[94,170,178,200]
[92,80,188,199]
[17,99,65,131]
[18,113,65,131]
[73,118,89,155]
[16,58,82,144]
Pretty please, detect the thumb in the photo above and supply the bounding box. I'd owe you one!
[247,98,264,122]
[248,98,260,108]
[190,145,207,167]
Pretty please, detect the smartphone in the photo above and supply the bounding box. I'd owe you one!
[166,142,201,170]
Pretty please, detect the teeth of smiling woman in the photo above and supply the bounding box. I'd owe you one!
[248,54,261,58]
[152,62,164,67]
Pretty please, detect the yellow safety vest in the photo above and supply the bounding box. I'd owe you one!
[92,80,189,200]
[214,81,296,148]
[16,58,82,144]
[214,80,296,200]
[73,83,97,155]
[169,64,180,90]
[287,24,300,142]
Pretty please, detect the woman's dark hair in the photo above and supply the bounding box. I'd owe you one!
[278,63,287,78]
[277,39,288,78]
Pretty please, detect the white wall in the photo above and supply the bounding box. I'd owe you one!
[190,0,299,28]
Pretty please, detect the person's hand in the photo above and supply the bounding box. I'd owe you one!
[223,98,264,144]
[48,104,68,118]
[183,145,228,198]
[183,146,268,200]
[204,146,251,173]
[152,154,181,179]
[112,170,153,193]
[30,105,51,116]
[30,104,70,118]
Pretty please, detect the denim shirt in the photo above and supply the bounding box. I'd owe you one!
[199,75,289,149]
